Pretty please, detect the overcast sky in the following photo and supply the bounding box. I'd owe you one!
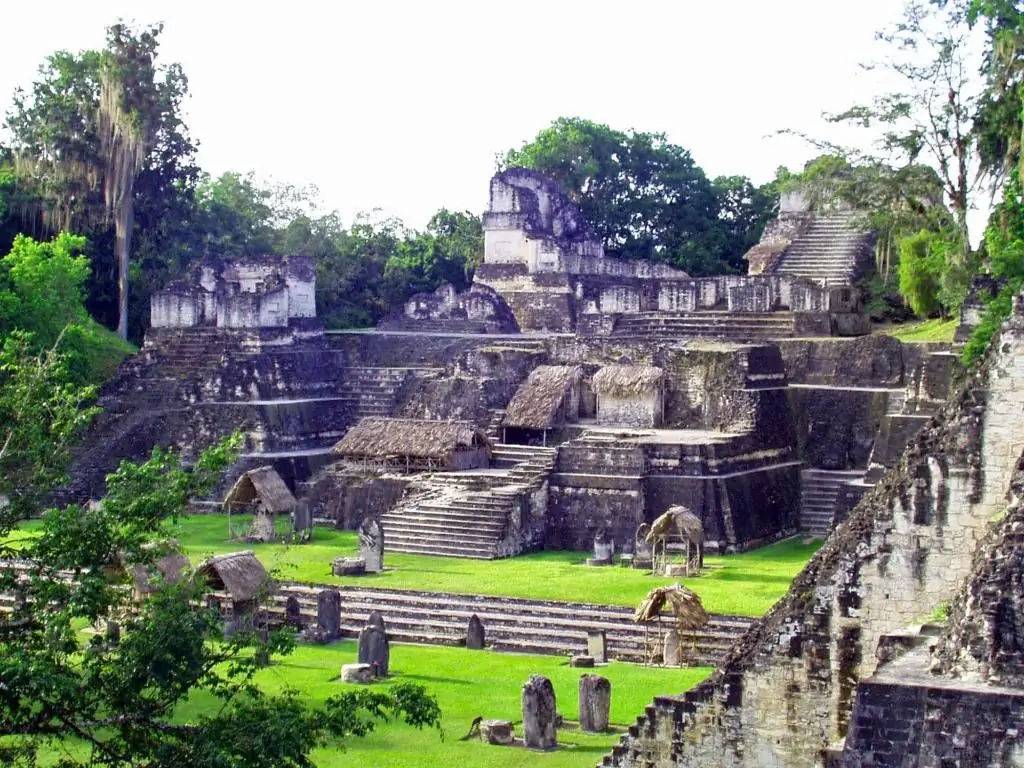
[1,0,944,231]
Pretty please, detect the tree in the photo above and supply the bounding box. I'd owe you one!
[4,22,197,341]
[0,331,99,527]
[502,117,734,274]
[0,233,132,385]
[822,1,984,273]
[898,229,949,316]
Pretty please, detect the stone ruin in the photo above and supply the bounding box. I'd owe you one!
[601,290,1024,766]
[151,254,316,330]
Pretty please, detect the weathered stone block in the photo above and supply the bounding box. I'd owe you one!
[579,674,611,733]
[522,674,557,750]
[480,719,515,745]
[341,663,373,684]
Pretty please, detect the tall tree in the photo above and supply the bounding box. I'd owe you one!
[821,1,984,271]
[502,117,731,274]
[4,22,196,340]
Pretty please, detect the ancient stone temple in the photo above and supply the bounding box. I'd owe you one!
[58,253,350,506]
[151,255,316,329]
[601,290,1024,766]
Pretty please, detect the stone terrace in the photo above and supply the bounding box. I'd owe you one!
[266,583,755,666]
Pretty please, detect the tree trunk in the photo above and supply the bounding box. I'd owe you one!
[116,194,134,341]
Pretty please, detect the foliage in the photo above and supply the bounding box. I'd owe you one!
[0,331,99,526]
[0,233,133,384]
[898,230,956,316]
[0,433,442,767]
[4,22,198,342]
[502,116,773,275]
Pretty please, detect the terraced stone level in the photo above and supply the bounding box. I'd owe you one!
[269,583,754,666]
[611,311,798,341]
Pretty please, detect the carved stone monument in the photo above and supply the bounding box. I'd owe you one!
[586,529,614,566]
[358,624,390,677]
[316,589,342,640]
[578,674,611,733]
[467,614,485,650]
[367,610,386,632]
[285,595,302,628]
[521,674,557,750]
[663,628,681,666]
[292,500,313,541]
[359,517,384,573]
[587,630,607,664]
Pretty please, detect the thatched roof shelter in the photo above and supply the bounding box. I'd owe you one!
[503,365,583,429]
[648,505,704,546]
[196,551,273,603]
[634,584,709,630]
[332,418,490,464]
[591,365,665,397]
[130,551,191,596]
[222,466,296,514]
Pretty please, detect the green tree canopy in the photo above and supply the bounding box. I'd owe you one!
[502,117,768,275]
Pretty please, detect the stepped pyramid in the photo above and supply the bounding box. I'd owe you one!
[773,209,873,286]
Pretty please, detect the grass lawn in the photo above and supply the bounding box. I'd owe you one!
[879,318,957,343]
[186,641,712,768]
[29,640,711,767]
[163,515,818,616]
[11,516,818,615]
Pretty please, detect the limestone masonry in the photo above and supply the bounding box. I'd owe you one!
[56,169,1021,766]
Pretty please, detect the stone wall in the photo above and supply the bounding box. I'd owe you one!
[301,469,410,529]
[603,291,1024,767]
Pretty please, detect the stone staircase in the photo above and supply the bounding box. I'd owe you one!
[485,408,506,441]
[800,468,864,537]
[379,444,557,559]
[269,583,755,666]
[611,311,798,341]
[775,211,870,286]
[337,367,438,422]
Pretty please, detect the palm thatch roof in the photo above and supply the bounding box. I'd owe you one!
[647,506,704,546]
[332,418,489,461]
[633,584,709,630]
[196,550,273,602]
[222,466,296,514]
[591,365,665,397]
[131,551,191,595]
[503,365,583,429]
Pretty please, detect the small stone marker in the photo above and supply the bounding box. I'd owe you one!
[285,595,302,628]
[317,589,342,640]
[357,624,390,677]
[359,517,384,572]
[331,556,366,576]
[466,614,485,650]
[106,620,120,647]
[663,628,681,666]
[341,663,373,684]
[587,630,607,663]
[587,529,614,566]
[578,674,611,732]
[292,500,313,540]
[367,610,387,632]
[570,654,595,667]
[634,537,654,569]
[521,674,557,751]
[480,719,514,745]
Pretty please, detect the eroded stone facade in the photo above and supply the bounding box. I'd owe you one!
[603,291,1024,767]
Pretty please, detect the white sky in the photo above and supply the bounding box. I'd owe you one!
[0,0,984,234]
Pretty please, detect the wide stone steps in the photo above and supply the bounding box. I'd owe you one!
[272,584,755,665]
[775,214,868,286]
[800,468,864,537]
